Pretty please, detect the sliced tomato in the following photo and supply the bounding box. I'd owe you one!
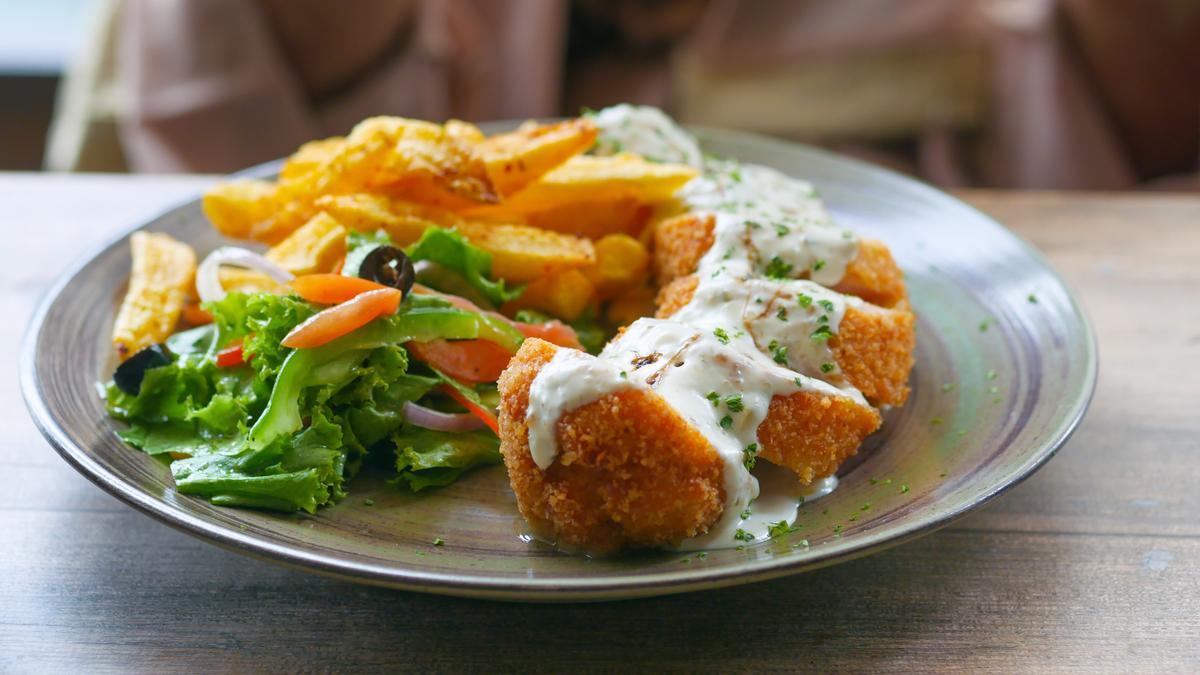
[514,320,583,350]
[291,273,390,305]
[407,339,513,384]
[282,287,401,349]
[439,384,499,435]
[216,340,245,367]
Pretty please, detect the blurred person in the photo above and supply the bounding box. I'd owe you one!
[47,0,1200,191]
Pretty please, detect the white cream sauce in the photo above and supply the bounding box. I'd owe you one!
[526,106,867,549]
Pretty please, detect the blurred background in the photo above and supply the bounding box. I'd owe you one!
[2,0,1198,190]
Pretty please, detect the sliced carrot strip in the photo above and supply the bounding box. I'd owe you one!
[407,339,513,384]
[514,320,583,350]
[291,274,390,305]
[439,384,499,435]
[182,303,213,326]
[282,287,401,349]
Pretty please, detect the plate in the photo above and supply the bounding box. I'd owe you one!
[21,127,1096,601]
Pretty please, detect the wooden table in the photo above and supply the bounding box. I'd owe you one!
[3,175,1197,672]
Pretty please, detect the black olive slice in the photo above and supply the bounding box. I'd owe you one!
[358,245,416,296]
[113,344,172,395]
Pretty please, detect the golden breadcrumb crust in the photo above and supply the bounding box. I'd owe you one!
[756,390,882,484]
[653,213,907,308]
[498,339,882,554]
[655,275,915,407]
[498,339,725,555]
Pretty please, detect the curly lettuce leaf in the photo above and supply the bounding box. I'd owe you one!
[342,229,393,278]
[390,426,502,492]
[406,227,523,306]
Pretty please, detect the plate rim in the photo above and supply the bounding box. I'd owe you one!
[20,127,1098,601]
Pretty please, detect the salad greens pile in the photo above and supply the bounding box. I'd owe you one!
[105,227,548,513]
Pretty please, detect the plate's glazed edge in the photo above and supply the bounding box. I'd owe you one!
[18,129,1099,602]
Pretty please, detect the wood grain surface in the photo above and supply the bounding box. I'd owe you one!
[3,175,1197,673]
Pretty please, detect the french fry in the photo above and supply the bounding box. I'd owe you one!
[202,179,278,241]
[264,212,347,276]
[456,221,594,283]
[605,283,657,328]
[584,234,650,298]
[368,117,497,205]
[280,137,345,181]
[523,197,652,240]
[316,193,593,282]
[112,232,197,359]
[478,118,598,197]
[313,193,461,245]
[445,119,485,144]
[466,153,697,217]
[502,268,595,321]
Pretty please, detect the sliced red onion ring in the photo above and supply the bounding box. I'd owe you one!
[402,401,486,432]
[196,247,296,303]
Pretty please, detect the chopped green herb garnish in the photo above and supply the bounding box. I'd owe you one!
[729,168,742,183]
[848,514,858,522]
[774,223,791,236]
[719,415,733,429]
[817,314,829,324]
[1027,293,1038,304]
[979,318,993,332]
[776,307,788,322]
[986,369,997,380]
[713,327,730,344]
[820,362,836,374]
[696,551,708,560]
[810,325,834,341]
[860,502,872,511]
[794,539,810,548]
[743,443,759,469]
[725,394,744,413]
[619,371,627,379]
[832,524,843,535]
[740,508,752,520]
[733,528,754,542]
[767,520,798,539]
[794,377,805,388]
[818,299,835,312]
[900,484,910,493]
[764,256,794,279]
[869,478,879,485]
[432,538,445,546]
[747,220,763,230]
[768,340,789,364]
[796,293,813,309]
[706,391,720,406]
[813,259,826,271]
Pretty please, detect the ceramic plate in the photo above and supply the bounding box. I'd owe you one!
[21,127,1096,601]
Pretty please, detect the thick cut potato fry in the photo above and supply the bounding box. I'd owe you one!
[444,119,485,144]
[280,137,345,181]
[202,179,278,241]
[264,212,347,276]
[313,193,456,245]
[112,232,197,359]
[478,118,598,197]
[316,193,593,282]
[464,154,697,217]
[523,197,652,240]
[368,117,497,205]
[605,284,657,327]
[456,221,594,283]
[585,234,650,298]
[502,268,595,321]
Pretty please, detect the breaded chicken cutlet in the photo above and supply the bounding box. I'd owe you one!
[498,339,882,554]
